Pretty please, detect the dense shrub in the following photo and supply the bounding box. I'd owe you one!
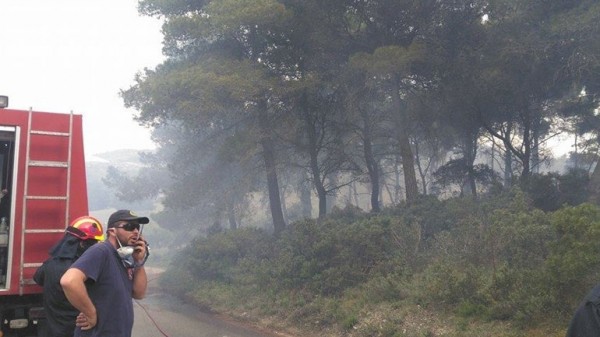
[272,217,404,295]
[521,169,590,211]
[384,194,456,241]
[485,204,552,270]
[413,260,487,306]
[558,168,591,206]
[412,189,557,323]
[158,253,197,297]
[522,173,562,211]
[160,197,600,335]
[484,265,557,324]
[545,203,600,309]
[172,227,272,283]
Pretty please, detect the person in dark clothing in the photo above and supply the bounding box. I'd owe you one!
[565,283,600,337]
[33,216,104,337]
[0,188,10,219]
[60,209,149,337]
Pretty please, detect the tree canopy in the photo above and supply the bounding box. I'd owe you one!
[115,0,600,233]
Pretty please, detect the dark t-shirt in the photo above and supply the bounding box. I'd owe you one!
[566,283,600,337]
[70,242,134,337]
[34,257,79,337]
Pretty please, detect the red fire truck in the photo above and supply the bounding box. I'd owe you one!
[0,99,88,336]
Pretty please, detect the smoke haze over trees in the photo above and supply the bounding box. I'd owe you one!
[108,0,600,235]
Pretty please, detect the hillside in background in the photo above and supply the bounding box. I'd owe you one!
[86,148,155,212]
[85,149,174,261]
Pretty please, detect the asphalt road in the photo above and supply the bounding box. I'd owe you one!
[132,269,278,337]
[132,291,273,337]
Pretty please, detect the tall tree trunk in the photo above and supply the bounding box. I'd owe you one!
[280,185,289,224]
[316,183,327,218]
[466,166,477,198]
[299,176,312,219]
[414,141,428,195]
[464,135,478,198]
[394,155,403,203]
[531,113,540,174]
[520,108,532,180]
[398,132,419,202]
[391,78,418,202]
[258,106,286,235]
[361,112,381,213]
[326,173,338,213]
[302,91,329,218]
[504,149,512,187]
[260,136,286,235]
[310,145,328,218]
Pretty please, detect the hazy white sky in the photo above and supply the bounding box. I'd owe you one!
[0,1,575,160]
[0,0,164,156]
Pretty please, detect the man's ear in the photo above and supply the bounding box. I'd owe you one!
[107,228,116,237]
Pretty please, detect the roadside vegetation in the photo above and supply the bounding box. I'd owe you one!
[159,185,599,337]
[102,1,600,335]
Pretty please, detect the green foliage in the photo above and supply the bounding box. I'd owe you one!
[341,315,359,331]
[521,170,591,211]
[486,203,552,270]
[179,227,273,283]
[272,216,401,295]
[545,203,600,307]
[432,160,501,197]
[159,195,600,336]
[414,261,487,306]
[133,0,600,335]
[384,194,456,243]
[557,168,591,206]
[349,43,427,77]
[327,204,368,223]
[404,189,558,324]
[484,265,557,324]
[206,0,291,33]
[158,255,197,297]
[358,272,410,304]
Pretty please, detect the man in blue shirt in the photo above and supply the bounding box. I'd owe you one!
[60,210,149,337]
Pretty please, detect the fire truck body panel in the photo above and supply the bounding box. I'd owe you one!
[0,108,88,335]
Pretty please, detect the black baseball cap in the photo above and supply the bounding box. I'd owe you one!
[107,210,149,228]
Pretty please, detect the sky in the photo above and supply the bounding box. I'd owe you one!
[0,1,574,160]
[0,0,164,157]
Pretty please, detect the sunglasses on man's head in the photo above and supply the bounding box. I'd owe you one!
[116,223,141,232]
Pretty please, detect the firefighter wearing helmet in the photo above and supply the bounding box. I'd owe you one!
[66,216,105,242]
[33,216,105,337]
